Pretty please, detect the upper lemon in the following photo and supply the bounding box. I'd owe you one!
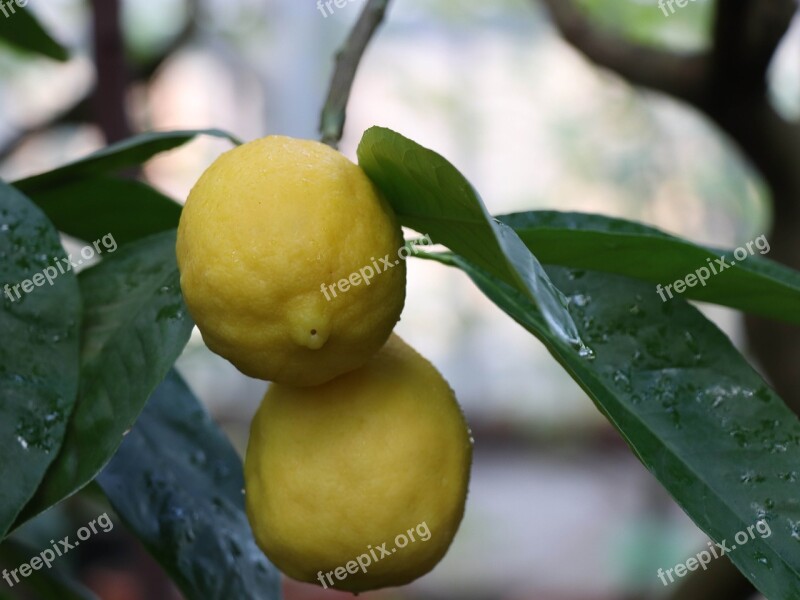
[176,136,406,385]
[244,334,472,593]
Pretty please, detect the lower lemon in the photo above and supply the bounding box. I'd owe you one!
[244,334,472,592]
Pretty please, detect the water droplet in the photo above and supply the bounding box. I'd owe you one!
[228,537,243,558]
[612,370,630,387]
[570,294,591,307]
[190,450,207,466]
[741,471,764,484]
[212,460,231,481]
[751,503,769,521]
[789,520,800,541]
[753,552,770,566]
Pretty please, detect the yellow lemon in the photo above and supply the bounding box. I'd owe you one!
[176,136,406,385]
[244,334,472,592]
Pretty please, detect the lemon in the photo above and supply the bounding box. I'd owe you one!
[176,136,406,386]
[244,334,472,592]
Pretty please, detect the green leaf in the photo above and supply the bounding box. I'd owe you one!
[425,251,800,599]
[27,177,181,245]
[501,211,800,326]
[13,129,242,195]
[357,126,587,351]
[0,538,97,599]
[14,230,193,528]
[0,6,68,61]
[0,183,80,539]
[97,371,281,600]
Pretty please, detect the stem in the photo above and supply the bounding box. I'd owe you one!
[319,0,391,149]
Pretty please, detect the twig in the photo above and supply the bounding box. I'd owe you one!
[319,0,391,149]
[537,0,708,106]
[712,0,796,94]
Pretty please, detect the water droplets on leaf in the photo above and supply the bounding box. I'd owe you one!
[788,520,800,541]
[212,460,231,482]
[753,551,770,567]
[628,303,643,316]
[228,536,243,558]
[190,450,207,466]
[570,294,591,308]
[729,428,751,448]
[768,441,788,454]
[577,344,595,360]
[751,503,770,521]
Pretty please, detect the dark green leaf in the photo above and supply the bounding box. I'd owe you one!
[97,371,281,600]
[0,538,97,599]
[424,251,800,599]
[502,211,800,326]
[0,6,68,61]
[357,126,586,351]
[28,177,181,245]
[14,230,193,528]
[0,183,80,539]
[13,129,242,195]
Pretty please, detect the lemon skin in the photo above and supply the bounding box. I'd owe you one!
[176,136,406,386]
[244,334,472,592]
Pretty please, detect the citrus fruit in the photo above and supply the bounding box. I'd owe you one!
[244,334,472,592]
[176,135,406,386]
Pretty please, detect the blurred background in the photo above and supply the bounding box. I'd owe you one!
[1,0,795,598]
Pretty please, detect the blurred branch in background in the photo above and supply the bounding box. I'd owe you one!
[536,0,708,104]
[319,0,391,148]
[668,555,761,600]
[711,0,796,95]
[89,0,132,143]
[0,0,200,163]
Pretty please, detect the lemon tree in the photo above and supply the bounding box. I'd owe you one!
[2,3,800,600]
